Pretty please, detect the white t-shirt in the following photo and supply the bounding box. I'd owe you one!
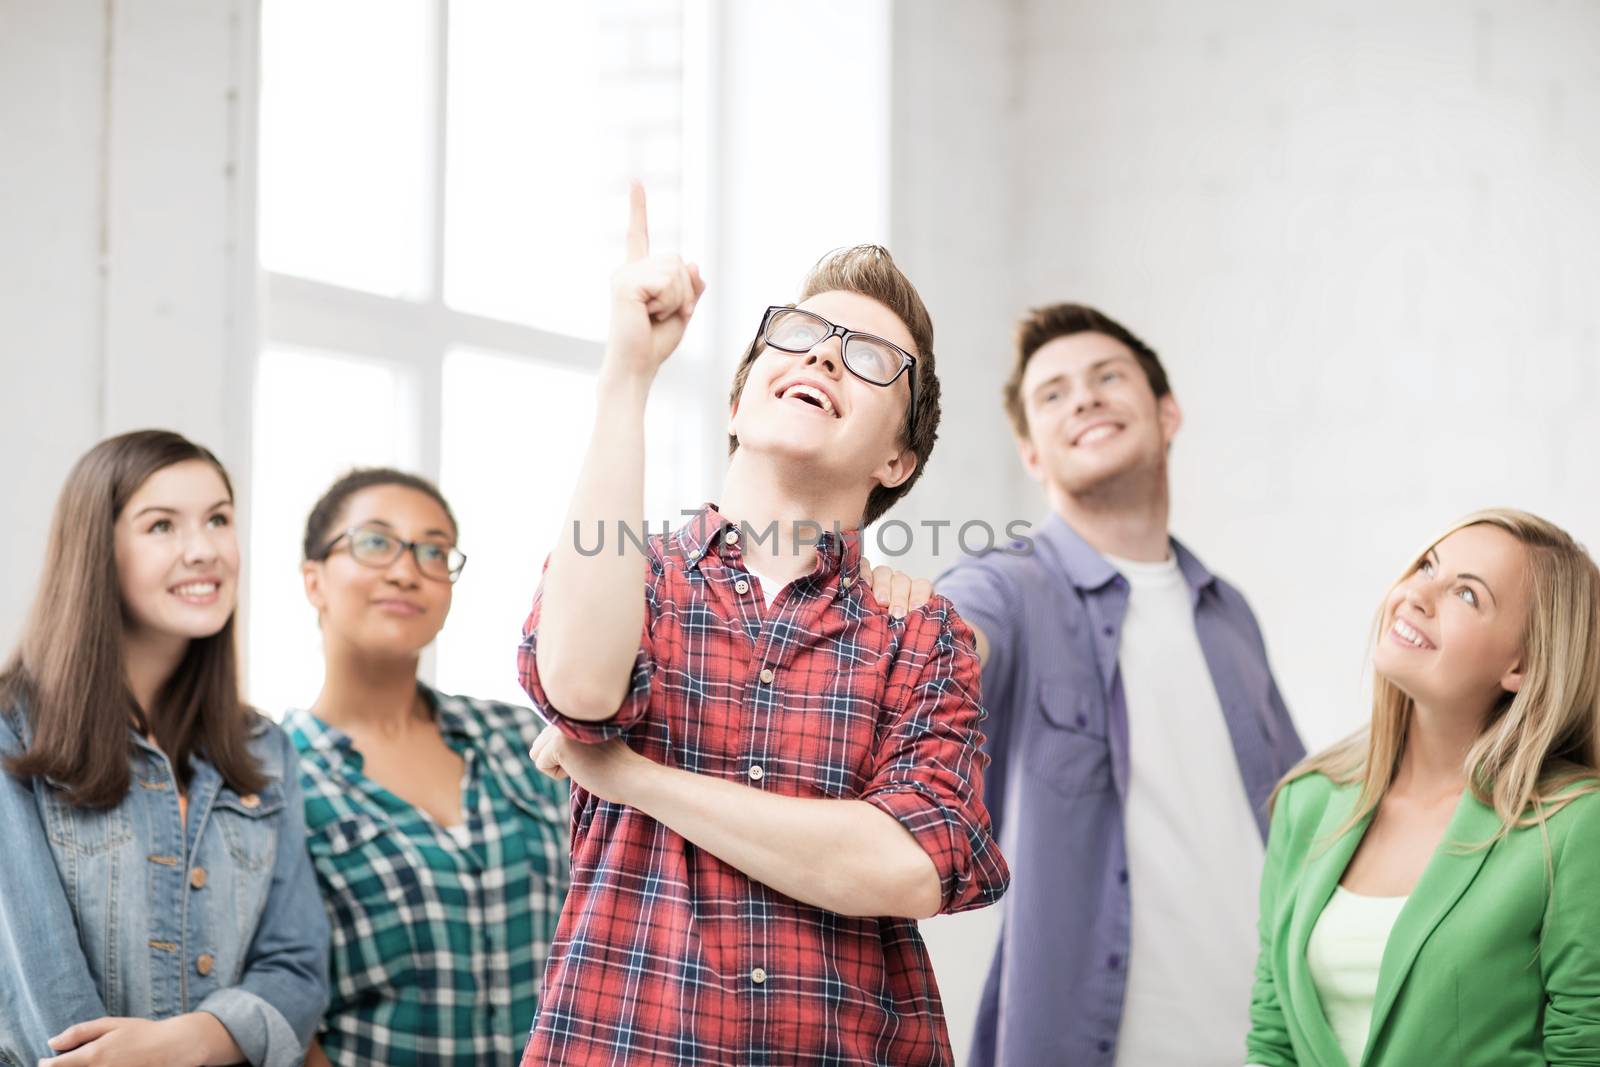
[743,565,785,608]
[1307,887,1408,1066]
[1106,552,1267,1067]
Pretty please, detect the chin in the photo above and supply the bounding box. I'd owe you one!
[1053,459,1138,495]
[162,615,232,641]
[1372,659,1427,705]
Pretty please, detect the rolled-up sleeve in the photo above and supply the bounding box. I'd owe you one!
[859,599,1010,915]
[517,560,656,744]
[200,728,328,1067]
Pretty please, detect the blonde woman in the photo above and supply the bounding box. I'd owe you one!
[1247,509,1600,1067]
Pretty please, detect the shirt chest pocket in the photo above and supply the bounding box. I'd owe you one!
[43,790,135,856]
[1023,676,1113,798]
[212,783,285,871]
[315,815,425,992]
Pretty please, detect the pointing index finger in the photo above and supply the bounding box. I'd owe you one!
[626,181,650,261]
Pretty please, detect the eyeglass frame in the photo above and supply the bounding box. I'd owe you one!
[754,305,918,432]
[315,525,468,583]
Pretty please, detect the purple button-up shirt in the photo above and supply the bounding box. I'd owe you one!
[937,513,1304,1067]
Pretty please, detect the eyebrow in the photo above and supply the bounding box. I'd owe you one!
[355,519,454,540]
[1030,356,1135,400]
[1428,549,1498,606]
[131,500,231,520]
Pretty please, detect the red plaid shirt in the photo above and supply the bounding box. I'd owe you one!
[517,505,1008,1066]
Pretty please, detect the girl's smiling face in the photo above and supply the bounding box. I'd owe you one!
[1374,523,1532,719]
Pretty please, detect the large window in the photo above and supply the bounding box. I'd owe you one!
[250,0,711,714]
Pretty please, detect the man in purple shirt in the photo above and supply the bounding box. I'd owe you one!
[934,304,1304,1066]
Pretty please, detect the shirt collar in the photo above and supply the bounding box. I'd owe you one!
[1034,511,1217,603]
[674,502,864,584]
[288,682,469,775]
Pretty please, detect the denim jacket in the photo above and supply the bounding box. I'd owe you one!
[0,703,329,1067]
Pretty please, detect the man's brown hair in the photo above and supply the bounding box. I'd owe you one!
[1003,303,1170,438]
[726,244,940,527]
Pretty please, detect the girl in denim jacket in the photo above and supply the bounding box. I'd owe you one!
[0,430,328,1067]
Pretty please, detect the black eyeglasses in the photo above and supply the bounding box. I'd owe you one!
[318,524,467,583]
[755,306,918,430]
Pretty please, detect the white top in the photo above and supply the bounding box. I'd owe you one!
[1106,552,1268,1067]
[743,564,785,608]
[1307,886,1409,1066]
[444,820,473,848]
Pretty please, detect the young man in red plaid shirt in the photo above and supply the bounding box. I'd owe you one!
[518,186,1009,1066]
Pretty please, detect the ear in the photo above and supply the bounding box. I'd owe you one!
[301,560,327,613]
[1500,656,1525,695]
[872,446,918,491]
[1015,433,1047,485]
[1157,392,1183,448]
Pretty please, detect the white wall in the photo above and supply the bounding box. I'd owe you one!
[1006,0,1600,751]
[0,0,258,654]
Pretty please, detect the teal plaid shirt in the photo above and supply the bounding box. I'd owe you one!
[287,686,568,1066]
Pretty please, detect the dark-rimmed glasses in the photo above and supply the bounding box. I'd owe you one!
[317,525,467,583]
[755,306,918,429]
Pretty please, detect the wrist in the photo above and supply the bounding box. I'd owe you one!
[623,755,672,813]
[175,1012,236,1066]
[595,362,655,411]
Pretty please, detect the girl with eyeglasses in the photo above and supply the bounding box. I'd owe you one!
[283,468,567,1067]
[0,430,327,1067]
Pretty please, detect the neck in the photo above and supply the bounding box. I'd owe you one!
[1392,699,1484,798]
[124,626,190,715]
[313,633,424,737]
[719,450,865,584]
[1046,463,1171,562]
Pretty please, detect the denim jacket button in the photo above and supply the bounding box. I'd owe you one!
[240,794,260,808]
[190,867,207,890]
[196,953,214,977]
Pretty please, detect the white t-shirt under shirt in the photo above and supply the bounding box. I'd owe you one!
[744,565,785,608]
[1104,552,1267,1067]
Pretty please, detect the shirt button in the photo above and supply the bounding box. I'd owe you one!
[1117,868,1128,885]
[725,529,740,545]
[189,867,207,890]
[1101,625,1115,638]
[751,967,767,985]
[841,575,853,588]
[759,668,774,684]
[748,765,764,781]
[196,953,215,977]
[239,793,261,808]
[1098,1039,1112,1053]
[1107,954,1121,969]
[735,579,750,595]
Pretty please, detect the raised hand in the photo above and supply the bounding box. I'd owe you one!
[606,182,707,380]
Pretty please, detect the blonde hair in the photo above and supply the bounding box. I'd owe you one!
[1277,508,1600,842]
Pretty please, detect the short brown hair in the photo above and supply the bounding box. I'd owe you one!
[1003,303,1169,438]
[726,245,940,527]
[3,430,265,809]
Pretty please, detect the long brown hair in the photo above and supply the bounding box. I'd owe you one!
[2,430,265,809]
[1277,508,1600,843]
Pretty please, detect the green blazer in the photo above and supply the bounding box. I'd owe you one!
[1247,771,1600,1067]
